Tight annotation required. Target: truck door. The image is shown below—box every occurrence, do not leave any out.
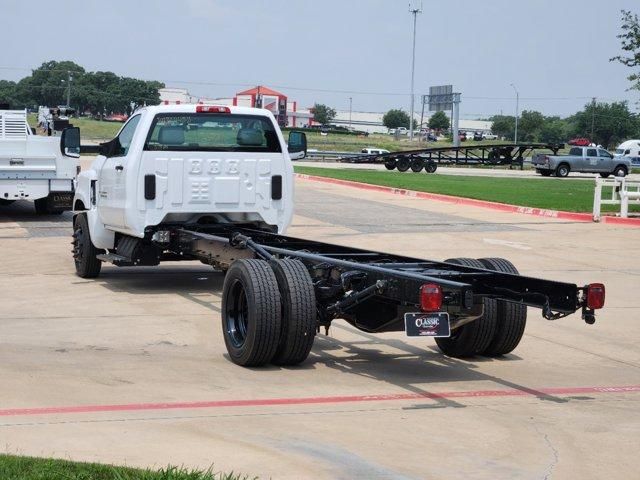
[583,148,598,172]
[98,115,141,228]
[597,149,614,173]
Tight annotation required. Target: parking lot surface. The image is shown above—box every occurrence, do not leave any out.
[0,178,639,479]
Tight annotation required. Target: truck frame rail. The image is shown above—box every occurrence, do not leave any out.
[144,224,598,330]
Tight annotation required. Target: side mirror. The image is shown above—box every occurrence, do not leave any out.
[288,131,307,160]
[60,127,80,158]
[98,138,123,157]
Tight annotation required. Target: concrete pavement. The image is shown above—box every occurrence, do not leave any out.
[0,179,639,479]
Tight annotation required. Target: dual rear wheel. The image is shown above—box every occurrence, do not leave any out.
[435,257,527,358]
[222,259,316,367]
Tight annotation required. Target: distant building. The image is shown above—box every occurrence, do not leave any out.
[159,86,492,134]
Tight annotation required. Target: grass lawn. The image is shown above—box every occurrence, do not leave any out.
[294,166,640,214]
[0,454,254,480]
[28,114,121,140]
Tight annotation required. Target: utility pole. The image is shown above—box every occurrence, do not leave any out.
[408,2,422,141]
[348,97,352,130]
[510,83,519,144]
[590,97,596,140]
[66,71,72,107]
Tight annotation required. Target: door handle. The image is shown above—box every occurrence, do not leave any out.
[115,165,124,171]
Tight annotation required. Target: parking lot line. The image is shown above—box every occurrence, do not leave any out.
[1,384,638,418]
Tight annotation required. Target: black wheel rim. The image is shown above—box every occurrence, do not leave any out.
[225,280,249,348]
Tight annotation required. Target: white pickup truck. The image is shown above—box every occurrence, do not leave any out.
[0,108,80,213]
[71,104,605,368]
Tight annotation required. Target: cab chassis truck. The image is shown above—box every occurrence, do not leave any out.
[71,104,605,367]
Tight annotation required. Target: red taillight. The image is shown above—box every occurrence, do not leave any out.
[420,283,443,312]
[586,283,605,310]
[196,105,231,114]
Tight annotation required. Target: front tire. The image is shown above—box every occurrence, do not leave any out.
[477,258,527,356]
[72,213,102,278]
[222,259,282,367]
[270,259,317,366]
[434,258,497,358]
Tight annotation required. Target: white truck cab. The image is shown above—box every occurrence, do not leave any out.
[0,108,80,213]
[73,104,306,255]
[614,140,640,166]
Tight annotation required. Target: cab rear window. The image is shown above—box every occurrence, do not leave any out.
[144,113,282,152]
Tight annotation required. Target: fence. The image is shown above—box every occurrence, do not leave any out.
[593,177,640,221]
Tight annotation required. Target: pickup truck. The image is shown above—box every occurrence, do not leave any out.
[532,146,633,178]
[71,104,605,368]
[0,108,80,213]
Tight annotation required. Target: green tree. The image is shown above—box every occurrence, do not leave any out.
[570,101,639,147]
[611,10,640,92]
[489,115,515,139]
[0,80,17,106]
[539,117,568,143]
[428,110,450,130]
[383,109,410,129]
[518,110,545,141]
[310,103,336,125]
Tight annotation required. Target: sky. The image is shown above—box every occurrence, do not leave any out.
[2,0,639,118]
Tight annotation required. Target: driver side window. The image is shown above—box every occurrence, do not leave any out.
[113,115,141,157]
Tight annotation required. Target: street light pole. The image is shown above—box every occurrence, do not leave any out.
[66,71,72,107]
[510,83,519,144]
[349,96,352,130]
[409,3,422,141]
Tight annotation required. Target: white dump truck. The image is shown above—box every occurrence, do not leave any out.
[72,104,605,368]
[0,108,80,213]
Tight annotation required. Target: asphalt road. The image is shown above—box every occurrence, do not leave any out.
[0,179,639,479]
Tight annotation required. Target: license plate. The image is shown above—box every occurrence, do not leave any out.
[50,192,73,209]
[404,312,450,337]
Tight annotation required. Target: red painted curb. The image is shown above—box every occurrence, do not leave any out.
[295,173,640,227]
[0,385,638,417]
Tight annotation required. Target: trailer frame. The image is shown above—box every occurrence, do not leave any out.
[339,142,564,171]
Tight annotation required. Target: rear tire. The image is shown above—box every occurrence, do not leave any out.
[613,165,628,177]
[222,259,282,367]
[384,159,396,170]
[72,213,102,278]
[555,163,570,177]
[425,162,437,173]
[396,157,411,172]
[35,197,64,215]
[434,258,497,358]
[539,170,552,177]
[410,158,424,172]
[599,173,610,178]
[477,258,527,356]
[270,259,317,366]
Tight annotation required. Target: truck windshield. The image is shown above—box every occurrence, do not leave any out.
[144,113,282,152]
